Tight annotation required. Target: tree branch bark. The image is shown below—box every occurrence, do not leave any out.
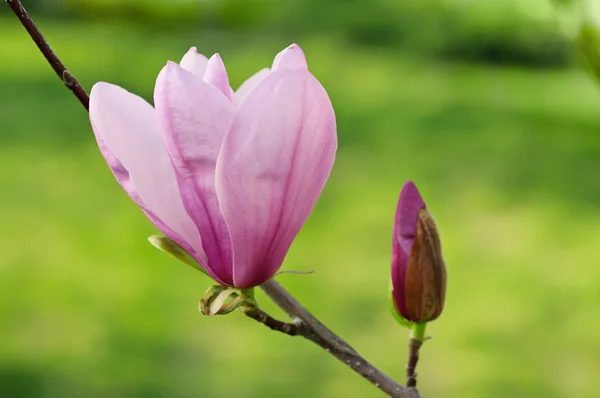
[260,279,420,398]
[6,0,89,110]
[407,338,423,388]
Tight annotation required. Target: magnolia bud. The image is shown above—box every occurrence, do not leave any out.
[391,181,446,324]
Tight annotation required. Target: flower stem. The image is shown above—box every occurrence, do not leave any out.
[240,306,301,336]
[5,0,89,110]
[261,279,420,398]
[406,323,427,388]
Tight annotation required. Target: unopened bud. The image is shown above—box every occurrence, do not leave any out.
[390,181,446,325]
[198,285,256,316]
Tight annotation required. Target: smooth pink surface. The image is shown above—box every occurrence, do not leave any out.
[391,180,426,319]
[179,47,208,78]
[154,62,236,284]
[88,83,229,284]
[89,44,337,288]
[235,68,270,103]
[203,54,233,101]
[272,44,308,71]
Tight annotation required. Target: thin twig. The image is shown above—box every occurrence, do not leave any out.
[242,307,302,336]
[260,279,420,398]
[5,3,420,396]
[407,338,423,388]
[6,0,89,110]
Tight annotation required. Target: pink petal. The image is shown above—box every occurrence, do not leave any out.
[203,54,233,101]
[396,181,425,253]
[391,180,426,319]
[272,44,308,71]
[154,62,236,285]
[235,68,270,103]
[179,47,208,78]
[89,83,225,282]
[89,82,206,255]
[215,70,337,288]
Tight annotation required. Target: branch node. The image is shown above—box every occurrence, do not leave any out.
[62,70,76,87]
[7,0,90,110]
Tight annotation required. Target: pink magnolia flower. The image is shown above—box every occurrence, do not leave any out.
[391,181,446,323]
[89,44,337,288]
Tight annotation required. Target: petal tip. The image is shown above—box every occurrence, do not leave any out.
[90,81,116,98]
[90,81,109,91]
[400,180,425,208]
[272,43,308,71]
[204,53,231,99]
[161,61,188,80]
[165,60,180,70]
[157,61,183,83]
[179,47,209,77]
[89,82,127,115]
[182,46,207,60]
[395,180,426,242]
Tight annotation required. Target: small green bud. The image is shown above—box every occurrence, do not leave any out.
[198,285,256,316]
[198,285,226,315]
[148,235,208,276]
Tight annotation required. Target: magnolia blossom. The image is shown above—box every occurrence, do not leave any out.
[391,181,446,323]
[89,44,337,288]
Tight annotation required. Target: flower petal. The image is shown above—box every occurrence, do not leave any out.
[235,68,270,103]
[89,83,224,282]
[203,54,232,101]
[216,69,337,288]
[154,62,236,285]
[272,44,308,71]
[396,181,425,253]
[179,47,208,78]
[89,82,207,253]
[391,180,426,319]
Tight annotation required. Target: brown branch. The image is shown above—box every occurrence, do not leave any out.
[406,338,423,388]
[260,279,420,398]
[6,0,89,110]
[242,307,302,336]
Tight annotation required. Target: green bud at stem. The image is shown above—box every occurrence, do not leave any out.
[148,235,208,276]
[198,285,256,316]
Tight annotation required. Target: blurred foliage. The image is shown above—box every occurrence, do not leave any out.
[577,23,600,83]
[1,0,573,67]
[285,0,571,67]
[3,1,600,397]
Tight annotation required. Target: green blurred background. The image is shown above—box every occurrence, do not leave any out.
[2,0,600,397]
